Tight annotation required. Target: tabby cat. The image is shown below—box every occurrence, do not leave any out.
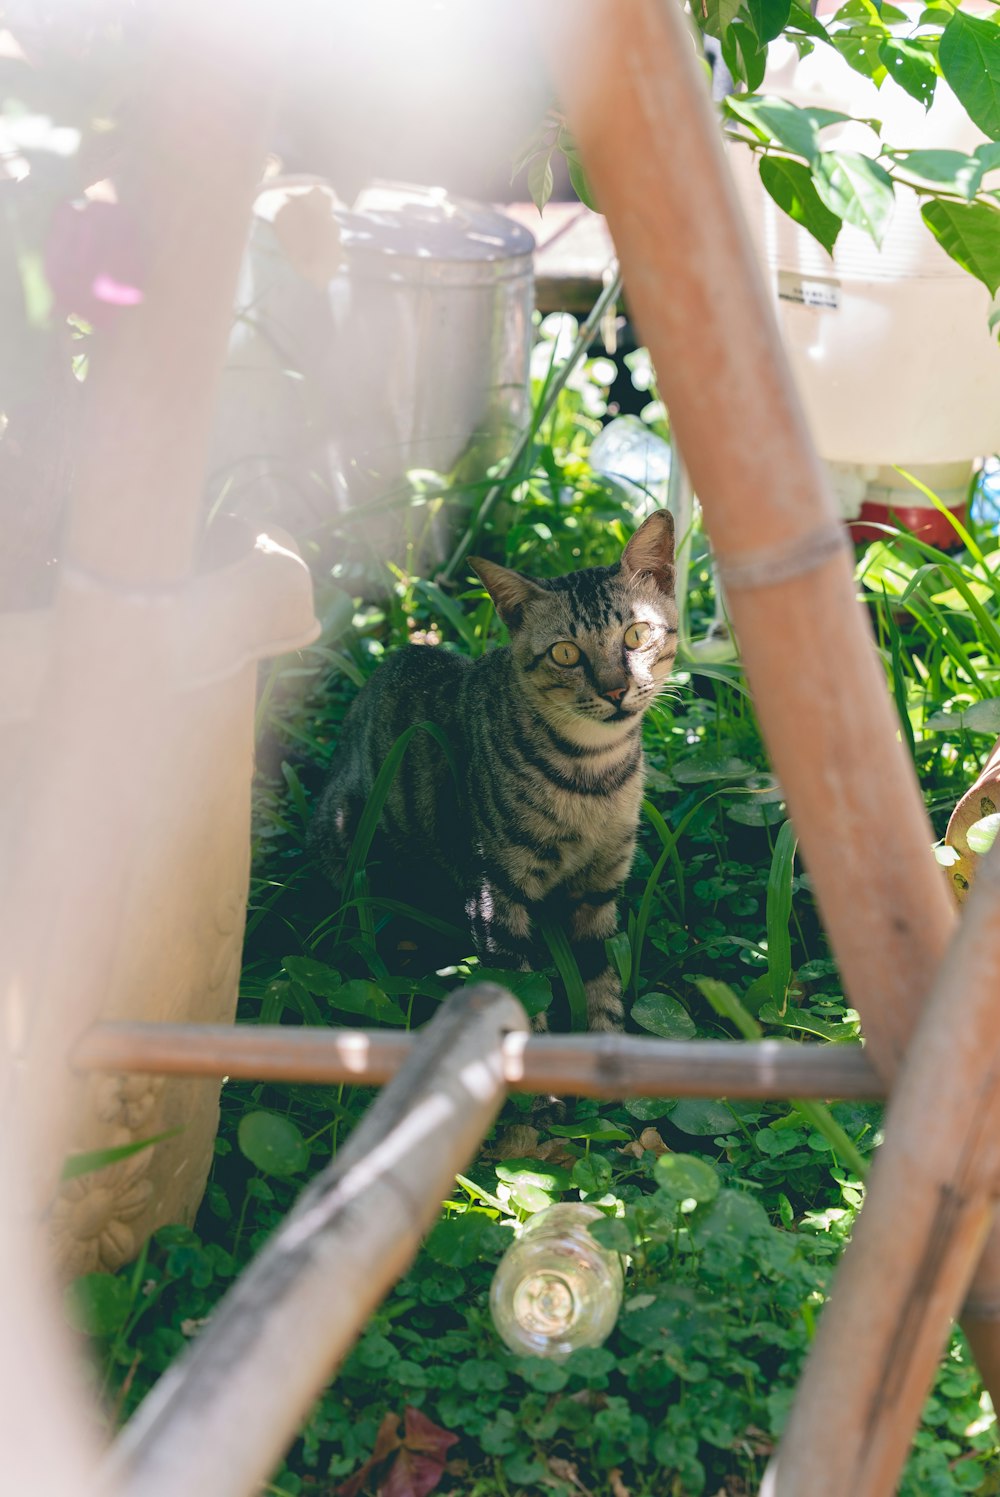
[313,511,678,1030]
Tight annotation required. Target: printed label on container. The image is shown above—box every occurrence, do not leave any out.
[777,271,841,311]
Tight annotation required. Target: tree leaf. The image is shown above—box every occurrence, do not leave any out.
[748,0,792,45]
[884,148,983,199]
[759,155,842,254]
[699,0,743,41]
[831,24,889,87]
[786,0,834,40]
[921,199,1000,296]
[812,151,895,246]
[631,991,697,1039]
[939,10,1000,143]
[528,150,554,216]
[726,95,851,163]
[878,37,938,108]
[723,19,768,92]
[237,1111,310,1177]
[562,144,599,212]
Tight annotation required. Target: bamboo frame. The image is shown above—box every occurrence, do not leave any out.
[104,985,526,1497]
[547,0,1000,1487]
[73,1020,883,1099]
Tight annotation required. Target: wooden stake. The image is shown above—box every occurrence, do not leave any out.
[105,985,526,1497]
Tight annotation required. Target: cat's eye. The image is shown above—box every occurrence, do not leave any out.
[624,621,652,649]
[549,640,581,667]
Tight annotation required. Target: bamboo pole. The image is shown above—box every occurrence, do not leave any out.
[73,1019,883,1099]
[104,985,526,1497]
[763,849,1000,1495]
[548,0,955,1078]
[1,0,280,1196]
[547,0,1000,1472]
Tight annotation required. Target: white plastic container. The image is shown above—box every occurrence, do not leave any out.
[727,24,1000,542]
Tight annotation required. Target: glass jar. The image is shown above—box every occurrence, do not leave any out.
[489,1203,625,1359]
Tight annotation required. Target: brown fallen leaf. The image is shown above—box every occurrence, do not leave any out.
[489,1123,540,1160]
[609,1468,631,1497]
[546,1455,593,1494]
[638,1127,669,1157]
[337,1407,458,1497]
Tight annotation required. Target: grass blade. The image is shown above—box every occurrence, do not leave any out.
[766,820,797,1011]
[538,916,589,1032]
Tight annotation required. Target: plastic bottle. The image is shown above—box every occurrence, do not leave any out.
[489,1203,624,1359]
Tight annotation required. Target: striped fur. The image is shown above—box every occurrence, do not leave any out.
[312,511,678,1030]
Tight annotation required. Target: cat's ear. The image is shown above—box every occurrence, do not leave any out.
[469,558,546,627]
[622,510,675,591]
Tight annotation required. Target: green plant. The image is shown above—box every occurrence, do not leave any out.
[71,354,1000,1494]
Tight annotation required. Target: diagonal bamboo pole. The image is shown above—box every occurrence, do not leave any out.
[105,985,526,1497]
[547,0,1000,1467]
[763,843,1000,1494]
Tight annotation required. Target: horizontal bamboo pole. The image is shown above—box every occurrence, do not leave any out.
[73,1020,884,1099]
[105,985,526,1497]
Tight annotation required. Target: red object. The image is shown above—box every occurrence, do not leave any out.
[45,199,145,326]
[849,500,967,550]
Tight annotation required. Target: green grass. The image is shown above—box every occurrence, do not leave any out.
[74,344,1000,1496]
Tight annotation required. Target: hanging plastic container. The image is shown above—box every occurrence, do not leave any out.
[727,20,1000,546]
[489,1203,625,1359]
[209,178,535,569]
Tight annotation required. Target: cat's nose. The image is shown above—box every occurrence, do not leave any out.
[601,685,627,705]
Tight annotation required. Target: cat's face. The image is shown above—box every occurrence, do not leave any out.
[471,512,678,741]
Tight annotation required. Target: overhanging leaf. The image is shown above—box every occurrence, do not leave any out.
[884,148,984,200]
[921,199,1000,296]
[812,151,895,246]
[748,0,792,44]
[939,10,1000,142]
[832,24,890,87]
[723,18,768,92]
[726,95,851,163]
[528,150,555,215]
[878,36,938,107]
[759,155,842,253]
[699,0,743,41]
